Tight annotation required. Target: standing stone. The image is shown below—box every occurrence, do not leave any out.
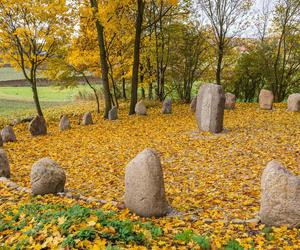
[59,115,71,131]
[225,92,236,110]
[135,100,147,115]
[1,125,16,142]
[190,96,197,113]
[260,160,300,228]
[287,93,300,112]
[162,99,172,114]
[82,112,93,125]
[125,148,169,217]
[196,83,225,133]
[0,149,10,178]
[30,157,66,195]
[259,89,274,110]
[29,116,47,136]
[108,106,118,120]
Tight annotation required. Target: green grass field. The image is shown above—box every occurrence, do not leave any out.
[0,85,100,118]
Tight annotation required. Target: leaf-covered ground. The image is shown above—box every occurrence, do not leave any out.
[0,102,300,249]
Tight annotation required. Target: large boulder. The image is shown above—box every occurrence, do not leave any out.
[30,157,66,195]
[225,92,236,110]
[259,89,274,110]
[82,112,93,125]
[190,96,197,113]
[125,148,169,217]
[195,83,225,133]
[135,100,147,115]
[108,106,118,120]
[260,160,300,228]
[162,99,172,114]
[287,93,300,112]
[1,125,16,143]
[29,116,47,136]
[0,149,10,178]
[59,115,71,131]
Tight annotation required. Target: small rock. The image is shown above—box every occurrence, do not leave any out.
[108,106,118,120]
[82,112,93,125]
[259,89,274,110]
[287,93,300,112]
[59,115,71,131]
[203,218,213,224]
[135,100,147,115]
[29,116,47,136]
[225,92,236,110]
[0,149,10,178]
[1,125,17,142]
[30,157,66,195]
[231,219,245,224]
[162,99,172,114]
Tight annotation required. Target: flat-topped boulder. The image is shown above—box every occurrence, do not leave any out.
[135,100,147,115]
[225,92,236,110]
[162,99,172,114]
[287,93,300,112]
[59,115,71,131]
[29,116,47,136]
[196,83,225,133]
[1,125,16,142]
[125,148,169,217]
[259,89,274,110]
[30,157,66,195]
[82,112,93,125]
[260,160,300,228]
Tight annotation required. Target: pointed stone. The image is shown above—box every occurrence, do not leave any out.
[1,125,17,142]
[260,160,300,228]
[125,148,169,217]
[0,149,10,178]
[108,106,118,120]
[82,112,93,125]
[259,89,274,110]
[59,115,71,131]
[162,99,172,114]
[287,93,300,112]
[196,83,225,133]
[29,116,47,136]
[135,100,147,115]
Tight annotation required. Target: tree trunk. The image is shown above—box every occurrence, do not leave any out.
[90,0,112,118]
[216,44,223,85]
[122,77,127,100]
[31,81,43,117]
[129,0,145,115]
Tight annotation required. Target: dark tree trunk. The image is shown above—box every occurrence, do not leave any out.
[216,44,223,85]
[31,81,43,117]
[122,77,127,100]
[129,0,145,115]
[90,0,112,118]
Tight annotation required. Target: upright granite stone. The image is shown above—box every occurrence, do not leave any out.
[30,157,66,195]
[108,106,118,120]
[190,96,197,113]
[59,115,71,131]
[82,112,93,125]
[1,125,16,142]
[135,100,147,115]
[287,93,300,112]
[29,116,47,136]
[259,89,274,110]
[162,99,172,114]
[260,160,300,228]
[125,148,169,217]
[0,149,10,178]
[225,92,236,110]
[196,83,225,133]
